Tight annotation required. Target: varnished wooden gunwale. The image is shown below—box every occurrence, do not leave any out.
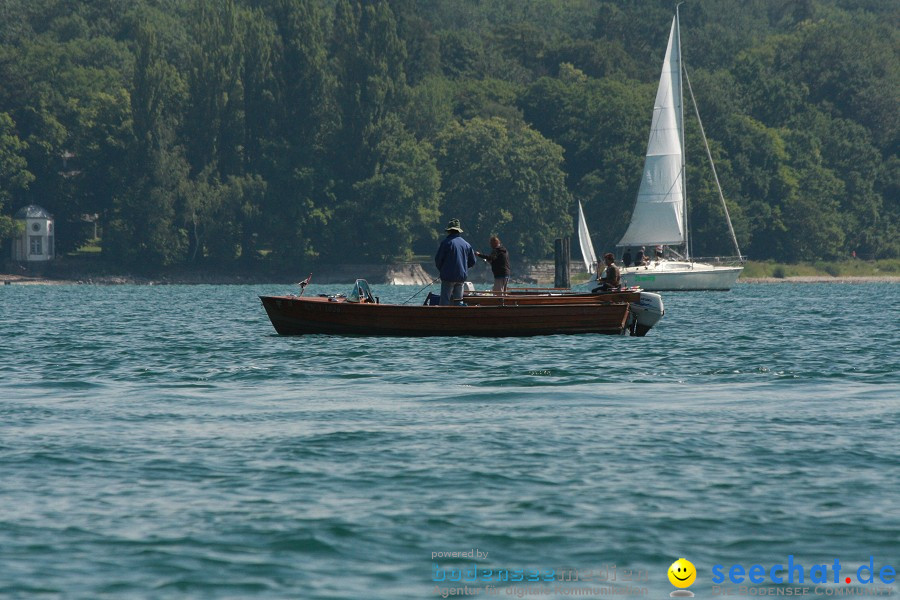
[462,290,642,306]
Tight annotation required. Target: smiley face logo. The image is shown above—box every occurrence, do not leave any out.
[668,558,697,588]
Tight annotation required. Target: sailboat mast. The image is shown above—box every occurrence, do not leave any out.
[675,3,689,261]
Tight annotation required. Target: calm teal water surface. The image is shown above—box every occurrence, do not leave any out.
[1,283,898,599]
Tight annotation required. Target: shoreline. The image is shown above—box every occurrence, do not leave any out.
[0,273,281,286]
[3,273,899,286]
[738,276,900,284]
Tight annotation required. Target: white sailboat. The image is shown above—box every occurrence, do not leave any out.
[617,7,744,291]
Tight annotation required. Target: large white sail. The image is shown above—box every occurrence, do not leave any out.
[577,200,597,274]
[618,17,685,248]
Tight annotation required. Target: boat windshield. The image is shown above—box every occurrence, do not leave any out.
[347,279,374,303]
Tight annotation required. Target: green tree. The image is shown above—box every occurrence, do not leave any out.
[330,0,408,181]
[520,75,649,250]
[438,29,484,79]
[240,7,277,175]
[262,0,335,264]
[681,130,749,258]
[352,115,440,260]
[324,0,412,256]
[403,76,455,141]
[790,108,883,257]
[872,155,900,258]
[436,116,571,263]
[0,111,34,239]
[733,44,809,127]
[105,24,188,269]
[451,77,522,123]
[180,168,265,263]
[493,22,549,77]
[391,0,440,85]
[185,0,244,177]
[787,16,898,153]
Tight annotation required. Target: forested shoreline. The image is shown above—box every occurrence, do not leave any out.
[0,0,897,273]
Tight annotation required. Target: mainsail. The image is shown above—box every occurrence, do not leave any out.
[577,200,597,274]
[617,16,686,249]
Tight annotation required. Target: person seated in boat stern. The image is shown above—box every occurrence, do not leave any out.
[435,218,477,306]
[592,253,620,293]
[654,245,664,262]
[622,248,633,268]
[476,235,511,293]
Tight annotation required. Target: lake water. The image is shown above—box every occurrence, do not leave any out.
[1,282,898,599]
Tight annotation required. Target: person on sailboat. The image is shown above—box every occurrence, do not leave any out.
[476,236,510,293]
[635,247,649,266]
[435,218,477,306]
[622,248,633,268]
[592,253,620,293]
[654,245,664,262]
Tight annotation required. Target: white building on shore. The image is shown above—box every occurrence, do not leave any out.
[11,204,55,262]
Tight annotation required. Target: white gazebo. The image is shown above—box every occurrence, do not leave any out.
[11,204,55,261]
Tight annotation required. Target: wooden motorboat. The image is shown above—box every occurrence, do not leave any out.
[259,280,661,337]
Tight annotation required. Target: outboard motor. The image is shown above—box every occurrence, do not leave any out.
[629,292,665,336]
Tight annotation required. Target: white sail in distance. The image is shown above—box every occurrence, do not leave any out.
[577,200,597,274]
[618,16,686,248]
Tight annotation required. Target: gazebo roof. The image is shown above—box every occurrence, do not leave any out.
[14,204,52,219]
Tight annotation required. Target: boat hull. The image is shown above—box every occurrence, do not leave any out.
[259,295,632,337]
[620,262,742,291]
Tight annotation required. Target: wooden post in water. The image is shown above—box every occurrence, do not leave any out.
[554,238,570,288]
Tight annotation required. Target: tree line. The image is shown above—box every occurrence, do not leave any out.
[0,0,897,271]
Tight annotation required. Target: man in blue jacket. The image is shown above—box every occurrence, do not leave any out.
[435,218,476,306]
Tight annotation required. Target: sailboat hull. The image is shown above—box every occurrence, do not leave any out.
[621,261,742,291]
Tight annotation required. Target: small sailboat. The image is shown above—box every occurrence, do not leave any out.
[617,7,744,291]
[577,200,597,275]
